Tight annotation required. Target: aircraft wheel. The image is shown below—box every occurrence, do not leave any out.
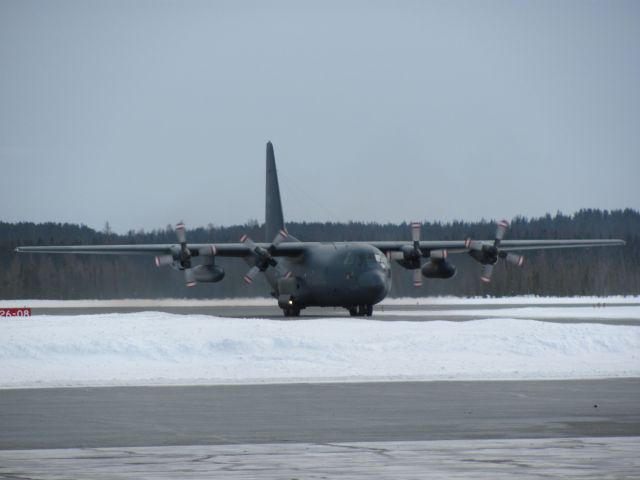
[357,304,367,316]
[283,307,300,317]
[348,307,358,316]
[365,304,373,316]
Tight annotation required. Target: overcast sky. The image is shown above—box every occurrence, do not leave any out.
[1,1,638,233]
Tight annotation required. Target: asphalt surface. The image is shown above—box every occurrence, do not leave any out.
[1,379,639,450]
[26,302,640,325]
[2,437,639,479]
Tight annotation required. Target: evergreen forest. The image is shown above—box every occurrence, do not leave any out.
[1,208,638,299]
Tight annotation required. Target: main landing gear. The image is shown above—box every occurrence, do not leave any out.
[348,304,373,317]
[282,306,300,317]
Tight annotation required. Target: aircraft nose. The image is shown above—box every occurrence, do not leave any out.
[358,270,388,301]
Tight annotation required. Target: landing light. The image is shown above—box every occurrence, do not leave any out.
[288,299,294,305]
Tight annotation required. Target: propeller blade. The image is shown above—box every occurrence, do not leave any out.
[198,245,216,256]
[506,253,525,267]
[184,268,196,287]
[154,255,174,267]
[413,268,422,287]
[480,264,494,283]
[465,239,484,252]
[240,234,257,250]
[243,265,260,284]
[272,229,289,247]
[275,263,293,279]
[176,222,187,244]
[495,220,509,242]
[411,222,421,243]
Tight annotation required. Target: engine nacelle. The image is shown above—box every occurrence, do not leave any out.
[394,245,421,269]
[192,264,225,283]
[421,260,456,279]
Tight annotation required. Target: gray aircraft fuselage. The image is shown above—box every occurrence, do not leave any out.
[282,243,391,308]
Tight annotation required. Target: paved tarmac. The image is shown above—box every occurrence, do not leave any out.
[2,437,639,479]
[1,379,639,450]
[27,302,640,325]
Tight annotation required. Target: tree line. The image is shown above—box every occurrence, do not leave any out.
[1,208,638,299]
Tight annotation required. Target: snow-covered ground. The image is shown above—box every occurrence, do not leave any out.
[1,306,639,389]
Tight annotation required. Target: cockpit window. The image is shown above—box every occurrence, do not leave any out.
[366,252,377,266]
[343,251,355,266]
[375,253,388,269]
[344,251,387,268]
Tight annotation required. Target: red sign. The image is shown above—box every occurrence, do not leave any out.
[0,308,31,317]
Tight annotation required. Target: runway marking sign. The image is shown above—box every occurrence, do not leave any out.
[0,308,31,317]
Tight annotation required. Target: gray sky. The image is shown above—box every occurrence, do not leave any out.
[1,0,639,233]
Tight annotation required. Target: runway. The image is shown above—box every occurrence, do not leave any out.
[1,379,639,450]
[1,379,639,478]
[26,300,640,326]
[2,437,639,479]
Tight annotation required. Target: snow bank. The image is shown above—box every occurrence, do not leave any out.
[1,313,639,388]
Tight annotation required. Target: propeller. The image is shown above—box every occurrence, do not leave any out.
[154,222,216,287]
[240,229,291,284]
[465,220,524,283]
[387,222,448,288]
[409,222,422,287]
[386,222,423,287]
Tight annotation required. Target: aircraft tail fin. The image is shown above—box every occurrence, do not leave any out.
[265,141,286,242]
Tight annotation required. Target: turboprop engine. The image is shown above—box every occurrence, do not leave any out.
[388,223,456,286]
[191,264,225,283]
[154,222,224,286]
[421,259,456,279]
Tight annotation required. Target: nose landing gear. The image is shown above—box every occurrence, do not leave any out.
[348,304,373,317]
[280,296,301,317]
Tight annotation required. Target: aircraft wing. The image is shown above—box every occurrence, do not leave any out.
[15,244,180,255]
[16,238,625,257]
[368,239,625,255]
[14,242,308,258]
[469,239,625,252]
[14,238,624,288]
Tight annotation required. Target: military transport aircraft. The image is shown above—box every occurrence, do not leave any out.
[16,142,624,317]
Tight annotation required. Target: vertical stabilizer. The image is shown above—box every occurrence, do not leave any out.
[265,141,286,242]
